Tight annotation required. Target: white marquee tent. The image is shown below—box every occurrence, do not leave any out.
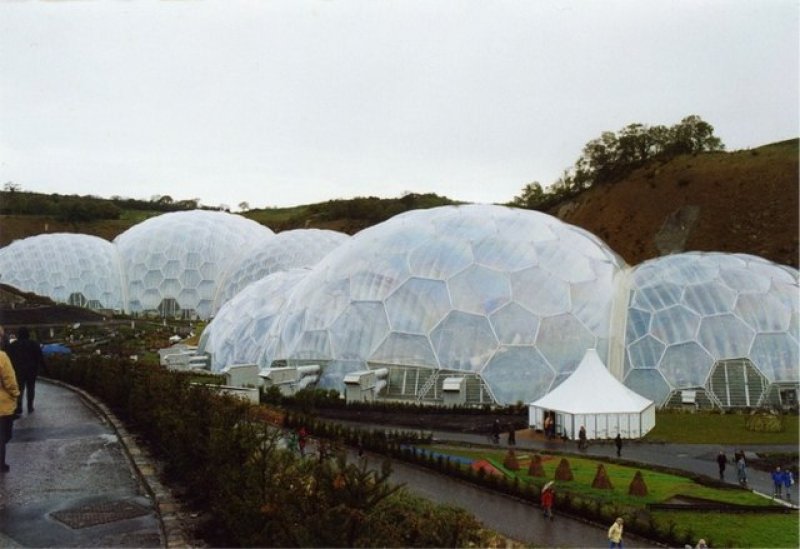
[529,349,655,440]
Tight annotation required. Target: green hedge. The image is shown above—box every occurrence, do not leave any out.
[46,356,488,548]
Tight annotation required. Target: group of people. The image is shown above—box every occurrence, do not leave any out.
[716,449,750,486]
[490,419,517,446]
[771,465,795,501]
[0,325,45,473]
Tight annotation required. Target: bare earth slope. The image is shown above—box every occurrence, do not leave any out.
[546,139,799,268]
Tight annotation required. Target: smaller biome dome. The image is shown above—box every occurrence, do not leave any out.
[623,252,799,407]
[213,229,349,313]
[268,204,626,404]
[114,210,273,319]
[199,269,309,372]
[0,233,125,310]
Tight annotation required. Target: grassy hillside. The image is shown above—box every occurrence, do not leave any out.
[546,139,799,268]
[0,140,797,267]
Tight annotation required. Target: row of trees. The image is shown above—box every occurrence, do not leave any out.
[0,184,213,223]
[511,115,725,209]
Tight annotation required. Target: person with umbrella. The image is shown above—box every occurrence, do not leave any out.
[540,481,555,521]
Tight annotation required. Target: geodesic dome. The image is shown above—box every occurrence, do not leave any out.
[264,204,626,405]
[199,269,308,372]
[114,210,273,319]
[213,229,348,313]
[622,252,800,407]
[0,233,125,310]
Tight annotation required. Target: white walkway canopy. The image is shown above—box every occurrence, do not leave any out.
[529,349,656,440]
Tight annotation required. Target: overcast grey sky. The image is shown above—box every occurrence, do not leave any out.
[1,0,797,210]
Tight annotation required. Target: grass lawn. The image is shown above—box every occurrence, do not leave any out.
[646,413,799,444]
[651,510,799,548]
[425,445,799,547]
[434,446,771,507]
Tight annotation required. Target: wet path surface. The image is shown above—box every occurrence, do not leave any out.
[0,381,162,548]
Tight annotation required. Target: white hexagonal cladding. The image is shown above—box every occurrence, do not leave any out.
[0,233,126,310]
[212,229,348,313]
[114,210,273,318]
[265,204,626,404]
[199,269,309,372]
[623,252,799,405]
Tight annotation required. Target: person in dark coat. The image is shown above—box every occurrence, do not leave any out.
[7,327,45,415]
[507,424,516,446]
[614,433,623,457]
[716,450,727,480]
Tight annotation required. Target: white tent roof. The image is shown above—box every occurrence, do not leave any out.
[531,349,653,414]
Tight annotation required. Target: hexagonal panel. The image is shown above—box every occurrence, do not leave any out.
[535,313,595,373]
[735,293,791,332]
[431,311,497,372]
[683,282,737,315]
[408,237,473,279]
[651,306,701,344]
[697,314,755,359]
[330,302,389,360]
[482,346,554,404]
[628,335,666,369]
[659,342,714,388]
[511,268,571,316]
[626,308,651,343]
[624,368,672,405]
[750,333,799,382]
[472,237,537,272]
[490,302,540,345]
[449,265,511,315]
[631,283,683,311]
[370,333,438,368]
[385,278,451,334]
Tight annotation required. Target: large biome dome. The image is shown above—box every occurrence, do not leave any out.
[213,229,348,313]
[623,252,799,408]
[264,204,626,405]
[114,210,274,319]
[0,233,125,310]
[200,269,309,372]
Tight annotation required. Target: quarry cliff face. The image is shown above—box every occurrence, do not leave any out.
[547,140,799,269]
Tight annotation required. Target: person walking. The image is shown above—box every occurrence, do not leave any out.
[716,450,727,480]
[0,347,21,473]
[614,433,623,457]
[578,425,587,450]
[772,466,783,498]
[491,419,501,444]
[736,453,748,487]
[540,483,554,521]
[297,425,308,457]
[781,467,794,502]
[7,327,45,415]
[507,424,516,446]
[0,325,9,351]
[608,517,624,548]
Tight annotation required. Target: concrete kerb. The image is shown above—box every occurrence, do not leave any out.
[41,378,191,549]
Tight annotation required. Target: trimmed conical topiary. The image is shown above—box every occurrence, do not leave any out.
[504,449,520,470]
[528,454,546,477]
[591,463,613,489]
[628,470,648,496]
[554,457,574,481]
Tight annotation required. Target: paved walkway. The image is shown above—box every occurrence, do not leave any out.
[0,380,185,548]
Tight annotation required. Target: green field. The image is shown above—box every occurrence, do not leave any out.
[647,412,799,444]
